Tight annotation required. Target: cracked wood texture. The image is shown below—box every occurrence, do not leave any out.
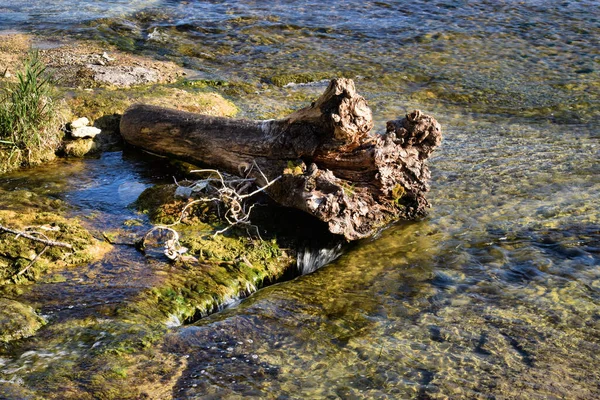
[120,78,442,240]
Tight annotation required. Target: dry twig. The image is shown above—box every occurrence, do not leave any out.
[141,163,280,261]
[0,224,73,249]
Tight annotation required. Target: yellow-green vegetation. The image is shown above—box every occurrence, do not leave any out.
[0,51,67,173]
[283,160,305,176]
[340,181,356,197]
[182,78,256,97]
[0,298,45,342]
[62,137,99,157]
[133,183,293,322]
[269,72,331,87]
[68,85,237,122]
[0,188,111,285]
[14,317,184,400]
[391,183,405,202]
[134,183,195,225]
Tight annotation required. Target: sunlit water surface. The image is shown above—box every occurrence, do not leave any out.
[0,0,599,398]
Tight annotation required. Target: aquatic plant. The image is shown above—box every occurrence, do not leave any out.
[0,50,64,173]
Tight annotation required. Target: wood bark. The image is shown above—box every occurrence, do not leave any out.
[120,78,442,240]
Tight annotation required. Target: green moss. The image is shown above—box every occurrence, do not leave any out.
[0,189,111,284]
[181,78,256,97]
[18,316,180,400]
[123,219,143,227]
[269,72,332,87]
[124,228,290,323]
[133,184,189,225]
[129,182,294,322]
[0,298,45,342]
[61,138,99,158]
[65,85,238,138]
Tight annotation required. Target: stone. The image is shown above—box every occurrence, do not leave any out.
[70,117,90,129]
[86,64,160,87]
[174,185,193,198]
[72,126,101,139]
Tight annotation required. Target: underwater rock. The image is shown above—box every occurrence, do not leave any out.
[0,298,45,343]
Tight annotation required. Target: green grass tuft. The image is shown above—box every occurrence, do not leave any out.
[0,50,64,173]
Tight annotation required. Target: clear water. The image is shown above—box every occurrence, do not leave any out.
[1,0,599,398]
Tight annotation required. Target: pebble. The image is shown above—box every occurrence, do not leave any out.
[70,117,90,129]
[71,126,101,139]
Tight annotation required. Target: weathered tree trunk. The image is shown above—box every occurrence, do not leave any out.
[120,78,442,240]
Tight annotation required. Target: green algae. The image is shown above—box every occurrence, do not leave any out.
[0,298,45,343]
[10,316,182,400]
[0,188,111,284]
[268,72,331,87]
[127,236,290,324]
[132,183,294,322]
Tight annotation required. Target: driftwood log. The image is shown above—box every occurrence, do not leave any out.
[120,78,442,240]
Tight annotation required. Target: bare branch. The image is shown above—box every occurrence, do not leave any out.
[16,246,48,277]
[0,224,73,249]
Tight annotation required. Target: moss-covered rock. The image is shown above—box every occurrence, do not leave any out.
[61,138,100,157]
[268,72,331,87]
[0,298,45,342]
[64,85,238,144]
[132,183,294,322]
[126,232,291,323]
[0,188,111,284]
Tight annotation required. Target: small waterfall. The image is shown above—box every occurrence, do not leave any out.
[296,242,344,275]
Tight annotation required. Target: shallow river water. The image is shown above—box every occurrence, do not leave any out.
[1,0,599,398]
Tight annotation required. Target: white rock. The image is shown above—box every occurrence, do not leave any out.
[72,126,101,139]
[70,117,90,129]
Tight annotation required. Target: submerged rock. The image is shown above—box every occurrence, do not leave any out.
[0,298,45,343]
